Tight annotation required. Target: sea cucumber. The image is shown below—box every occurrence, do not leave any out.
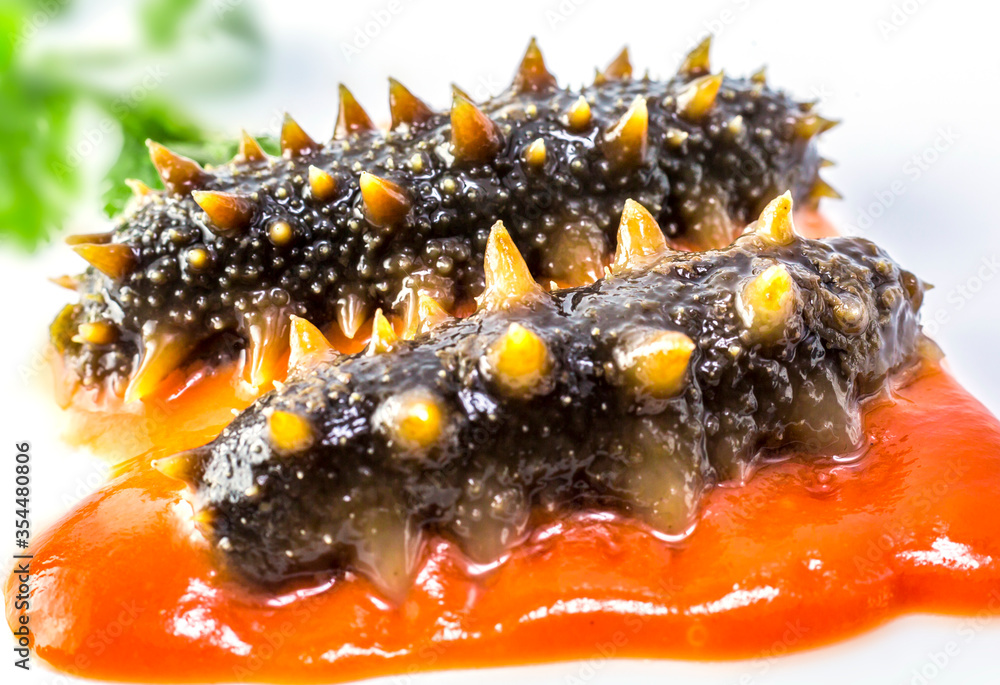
[155,194,924,598]
[52,38,837,402]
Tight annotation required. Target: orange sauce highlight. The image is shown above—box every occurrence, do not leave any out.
[8,361,1000,683]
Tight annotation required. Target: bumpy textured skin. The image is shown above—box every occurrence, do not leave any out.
[183,231,923,589]
[55,69,828,392]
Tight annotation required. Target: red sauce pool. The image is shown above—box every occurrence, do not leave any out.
[8,361,1000,683]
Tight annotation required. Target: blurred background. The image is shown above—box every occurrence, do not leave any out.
[2,0,999,683]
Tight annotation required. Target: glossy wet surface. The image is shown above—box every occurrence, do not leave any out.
[9,363,1000,683]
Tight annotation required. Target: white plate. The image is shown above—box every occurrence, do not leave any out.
[4,0,1000,682]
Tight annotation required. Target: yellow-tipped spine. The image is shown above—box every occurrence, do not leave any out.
[477,221,543,311]
[485,323,553,396]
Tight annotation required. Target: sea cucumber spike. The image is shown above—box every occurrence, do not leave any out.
[612,199,668,272]
[567,95,592,130]
[185,246,211,270]
[71,244,136,280]
[191,191,256,235]
[57,49,840,397]
[192,509,214,535]
[726,114,745,138]
[808,177,842,202]
[485,322,553,397]
[400,290,420,340]
[189,197,926,588]
[416,295,450,331]
[450,82,475,102]
[602,95,649,168]
[388,78,434,129]
[524,138,547,168]
[396,289,421,340]
[450,507,526,565]
[613,329,696,399]
[280,113,317,158]
[124,326,195,403]
[752,191,797,245]
[401,292,450,339]
[366,308,399,355]
[676,71,724,120]
[267,220,295,246]
[236,130,268,164]
[359,172,411,226]
[450,91,502,164]
[821,158,836,168]
[795,114,840,139]
[49,275,80,291]
[375,389,446,454]
[602,46,633,81]
[336,293,369,340]
[335,84,376,138]
[268,410,315,455]
[146,140,211,194]
[287,315,334,369]
[477,221,543,311]
[72,322,119,345]
[751,66,767,84]
[544,219,608,286]
[738,263,798,342]
[151,450,202,484]
[678,36,712,77]
[665,128,689,147]
[624,422,704,534]
[65,231,114,246]
[512,37,557,93]
[124,178,152,197]
[238,308,291,392]
[353,507,424,603]
[307,165,338,202]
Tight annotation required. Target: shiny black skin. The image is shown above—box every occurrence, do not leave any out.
[57,71,825,390]
[186,232,923,589]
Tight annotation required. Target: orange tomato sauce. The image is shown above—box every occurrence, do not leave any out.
[9,360,1000,683]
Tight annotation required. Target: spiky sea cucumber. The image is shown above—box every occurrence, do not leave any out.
[154,195,924,598]
[52,38,837,402]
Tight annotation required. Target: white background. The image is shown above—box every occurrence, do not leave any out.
[2,0,1000,683]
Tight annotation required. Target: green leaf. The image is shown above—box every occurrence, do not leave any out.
[0,0,267,251]
[139,0,201,49]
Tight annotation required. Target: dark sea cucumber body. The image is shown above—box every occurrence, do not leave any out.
[55,65,830,393]
[182,226,923,592]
